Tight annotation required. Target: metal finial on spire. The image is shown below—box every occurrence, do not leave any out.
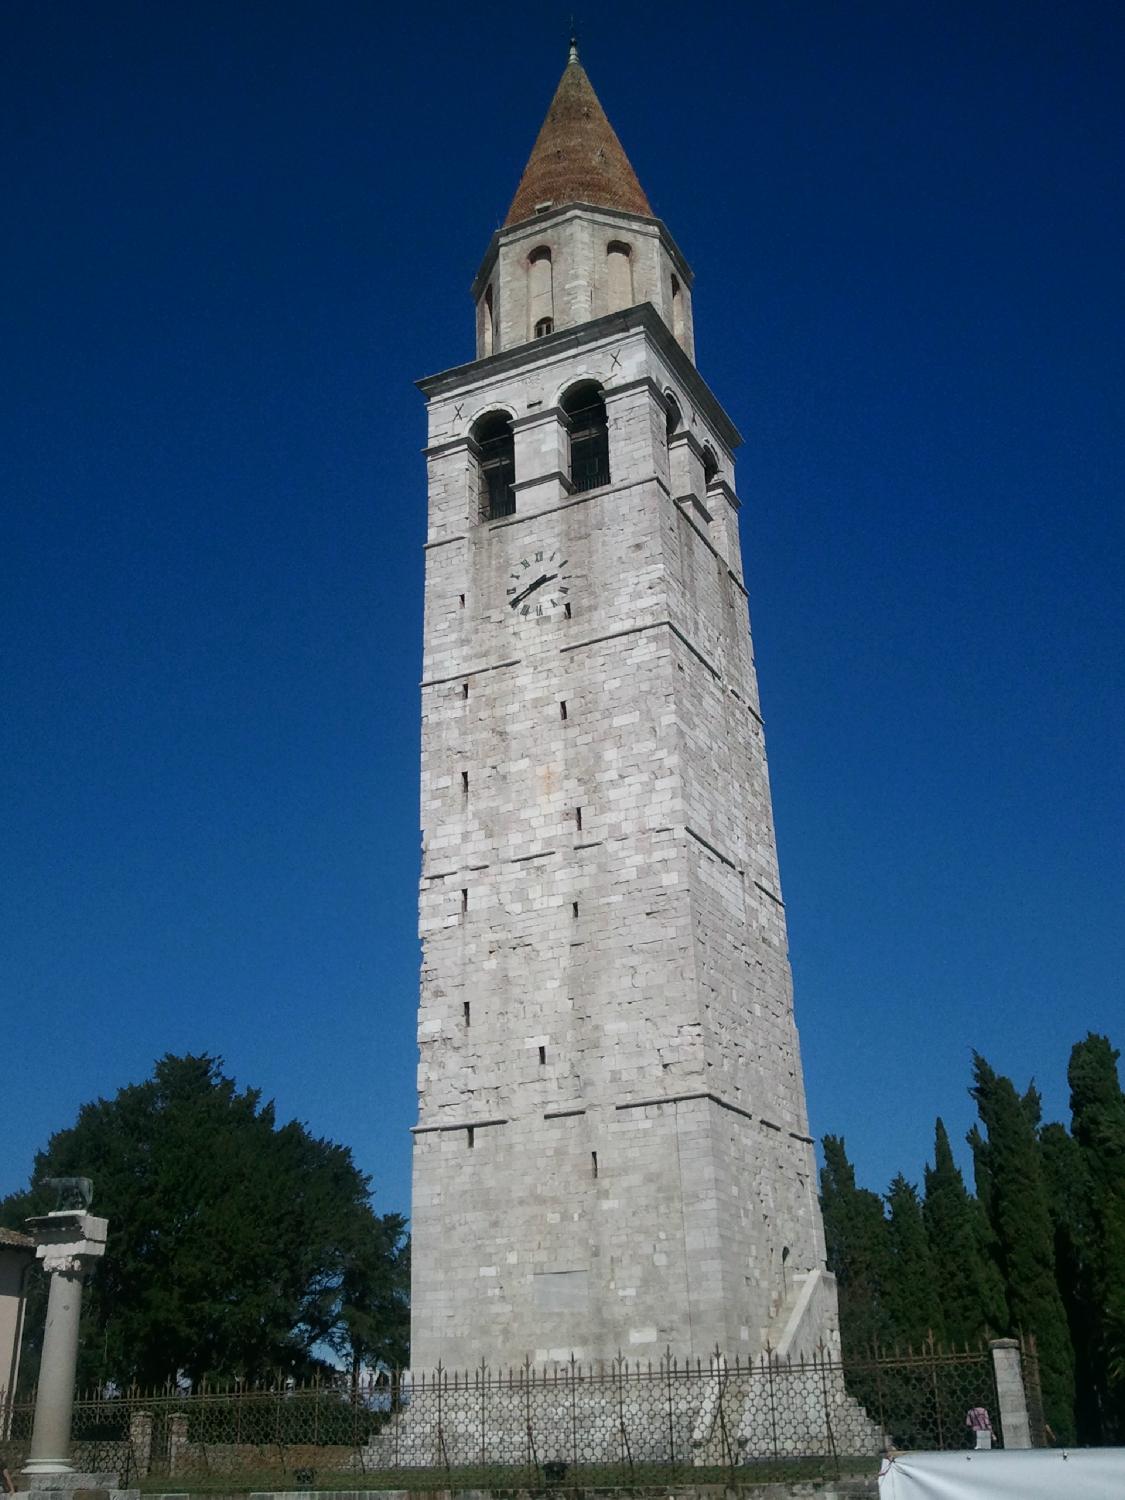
[568,17,579,63]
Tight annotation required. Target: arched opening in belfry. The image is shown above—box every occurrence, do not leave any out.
[702,443,719,486]
[471,409,516,519]
[528,246,554,339]
[665,392,682,445]
[482,284,495,356]
[606,240,633,312]
[561,380,610,492]
[671,273,686,345]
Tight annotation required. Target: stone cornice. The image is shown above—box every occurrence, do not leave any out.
[601,373,666,406]
[708,476,741,511]
[510,406,569,432]
[418,303,741,453]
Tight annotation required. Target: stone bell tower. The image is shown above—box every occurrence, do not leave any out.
[410,45,840,1372]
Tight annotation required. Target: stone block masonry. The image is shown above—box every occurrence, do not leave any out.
[411,296,838,1372]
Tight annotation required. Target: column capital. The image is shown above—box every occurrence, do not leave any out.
[27,1211,109,1269]
[39,1253,88,1277]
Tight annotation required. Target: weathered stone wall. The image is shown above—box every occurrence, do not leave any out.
[412,301,835,1371]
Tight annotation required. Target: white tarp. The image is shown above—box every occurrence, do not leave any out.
[878,1447,1125,1498]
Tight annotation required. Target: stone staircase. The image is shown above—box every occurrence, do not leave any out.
[689,1272,884,1464]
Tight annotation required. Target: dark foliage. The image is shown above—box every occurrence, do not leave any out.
[819,1136,893,1353]
[970,1054,1076,1441]
[0,1054,408,1390]
[922,1119,1006,1346]
[884,1176,945,1349]
[821,1034,1123,1446]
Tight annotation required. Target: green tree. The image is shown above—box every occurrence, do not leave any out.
[1067,1034,1125,1439]
[970,1054,1075,1442]
[329,1213,410,1383]
[819,1136,892,1354]
[0,1054,409,1389]
[1039,1120,1102,1441]
[922,1118,1006,1346]
[884,1175,945,1349]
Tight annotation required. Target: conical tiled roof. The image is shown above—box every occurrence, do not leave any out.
[505,48,653,227]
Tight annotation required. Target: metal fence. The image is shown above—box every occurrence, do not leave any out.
[0,1344,1006,1490]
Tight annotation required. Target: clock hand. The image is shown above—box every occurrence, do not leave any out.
[510,576,546,608]
[509,572,557,608]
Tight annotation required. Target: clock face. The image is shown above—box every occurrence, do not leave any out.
[505,547,571,618]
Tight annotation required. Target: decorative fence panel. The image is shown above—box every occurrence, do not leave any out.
[0,1344,1009,1489]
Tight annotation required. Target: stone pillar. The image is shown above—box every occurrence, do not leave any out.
[22,1211,108,1476]
[168,1412,189,1477]
[990,1337,1032,1449]
[129,1410,154,1478]
[706,477,743,574]
[668,429,705,509]
[511,408,574,509]
[603,377,667,492]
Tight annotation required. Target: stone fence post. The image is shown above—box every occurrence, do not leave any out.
[168,1412,188,1477]
[989,1337,1032,1448]
[129,1410,153,1478]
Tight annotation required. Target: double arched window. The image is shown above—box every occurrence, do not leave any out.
[471,410,515,519]
[562,381,610,492]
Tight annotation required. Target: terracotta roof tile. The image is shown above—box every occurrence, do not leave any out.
[505,52,652,228]
[0,1226,35,1250]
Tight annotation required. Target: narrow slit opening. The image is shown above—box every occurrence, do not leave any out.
[462,681,469,699]
[461,770,469,796]
[564,601,572,619]
[575,806,583,832]
[461,888,468,913]
[572,900,579,919]
[459,594,465,608]
[538,1045,546,1066]
[560,700,568,721]
[463,1001,470,1026]
[466,1126,475,1148]
[591,1151,598,1179]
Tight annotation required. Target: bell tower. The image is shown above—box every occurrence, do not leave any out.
[410,47,839,1372]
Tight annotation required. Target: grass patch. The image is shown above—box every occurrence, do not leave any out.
[135,1454,879,1493]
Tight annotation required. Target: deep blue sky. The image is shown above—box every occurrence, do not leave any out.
[3,1,1122,1222]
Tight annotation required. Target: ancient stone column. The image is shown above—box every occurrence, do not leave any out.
[22,1211,108,1475]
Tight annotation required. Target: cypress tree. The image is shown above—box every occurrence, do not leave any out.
[820,1135,893,1354]
[1067,1034,1125,1440]
[922,1118,1006,1345]
[970,1053,1076,1442]
[884,1175,945,1348]
[1039,1120,1102,1441]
